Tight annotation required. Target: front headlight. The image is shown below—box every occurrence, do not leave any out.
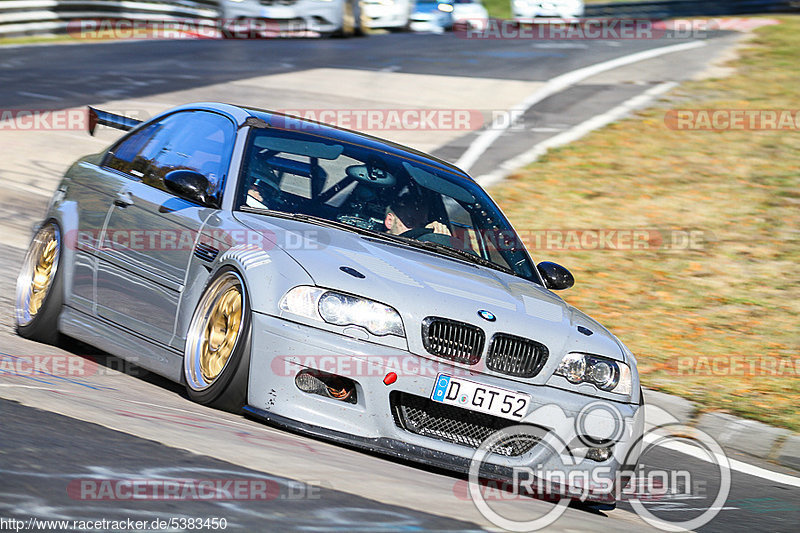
[555,353,632,395]
[280,286,405,337]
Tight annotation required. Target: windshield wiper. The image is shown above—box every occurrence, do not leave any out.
[239,206,516,276]
[240,206,379,236]
[403,237,514,275]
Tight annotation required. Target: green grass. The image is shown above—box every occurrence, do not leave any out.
[489,16,800,431]
[0,34,75,46]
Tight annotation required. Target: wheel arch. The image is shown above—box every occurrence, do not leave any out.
[174,243,314,347]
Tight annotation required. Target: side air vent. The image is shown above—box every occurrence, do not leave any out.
[194,242,219,263]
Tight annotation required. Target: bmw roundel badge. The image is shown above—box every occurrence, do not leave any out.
[478,310,496,322]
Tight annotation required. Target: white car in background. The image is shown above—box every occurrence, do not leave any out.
[512,0,584,21]
[451,0,488,31]
[362,0,415,30]
[219,0,364,36]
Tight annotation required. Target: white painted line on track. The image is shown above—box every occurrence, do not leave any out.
[475,81,677,188]
[644,432,800,488]
[456,40,706,173]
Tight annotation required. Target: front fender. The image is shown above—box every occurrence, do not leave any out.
[174,215,314,351]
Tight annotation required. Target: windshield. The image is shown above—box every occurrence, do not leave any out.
[235,127,539,282]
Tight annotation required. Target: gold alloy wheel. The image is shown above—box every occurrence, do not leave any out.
[16,224,60,327]
[185,271,246,391]
[200,285,243,382]
[343,1,356,35]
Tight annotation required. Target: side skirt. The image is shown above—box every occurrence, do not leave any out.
[59,305,184,382]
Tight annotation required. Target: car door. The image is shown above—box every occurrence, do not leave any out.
[96,110,236,346]
[66,123,161,315]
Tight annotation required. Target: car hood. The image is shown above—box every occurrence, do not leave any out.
[236,213,628,381]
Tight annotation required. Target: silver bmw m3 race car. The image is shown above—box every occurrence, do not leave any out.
[16,102,644,504]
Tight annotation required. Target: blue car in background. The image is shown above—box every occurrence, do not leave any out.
[410,0,454,32]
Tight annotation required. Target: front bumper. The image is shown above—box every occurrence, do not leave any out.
[512,3,584,20]
[224,2,341,33]
[409,13,452,32]
[247,312,643,500]
[363,5,408,28]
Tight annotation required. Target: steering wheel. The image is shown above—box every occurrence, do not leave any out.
[400,227,434,239]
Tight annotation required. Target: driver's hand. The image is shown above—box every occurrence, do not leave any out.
[248,188,263,203]
[426,221,451,236]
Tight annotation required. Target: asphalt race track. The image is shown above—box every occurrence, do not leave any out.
[1,30,798,532]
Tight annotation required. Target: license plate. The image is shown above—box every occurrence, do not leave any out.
[431,374,531,421]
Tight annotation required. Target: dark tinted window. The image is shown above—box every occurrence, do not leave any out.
[236,128,538,282]
[104,123,160,176]
[104,111,235,202]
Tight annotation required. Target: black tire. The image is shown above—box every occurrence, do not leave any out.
[15,221,63,345]
[183,267,251,413]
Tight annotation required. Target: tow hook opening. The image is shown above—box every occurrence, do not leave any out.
[295,368,358,404]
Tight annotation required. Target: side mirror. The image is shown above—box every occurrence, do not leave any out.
[164,169,213,207]
[537,261,574,290]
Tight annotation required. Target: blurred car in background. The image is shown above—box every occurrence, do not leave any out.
[362,0,415,30]
[409,0,454,32]
[512,0,584,22]
[219,0,364,36]
[451,0,488,31]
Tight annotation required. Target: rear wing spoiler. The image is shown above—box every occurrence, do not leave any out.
[87,106,142,136]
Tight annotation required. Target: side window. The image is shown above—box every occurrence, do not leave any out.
[142,112,235,201]
[104,111,235,203]
[104,123,160,176]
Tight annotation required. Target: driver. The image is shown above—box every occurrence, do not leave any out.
[384,195,451,238]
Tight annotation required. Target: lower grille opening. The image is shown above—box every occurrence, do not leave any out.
[390,392,542,457]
